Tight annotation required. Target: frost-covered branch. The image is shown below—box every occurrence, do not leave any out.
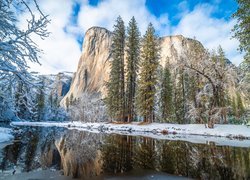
[0,0,50,121]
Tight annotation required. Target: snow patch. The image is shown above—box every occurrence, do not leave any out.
[11,121,250,147]
[0,127,13,143]
[11,122,250,138]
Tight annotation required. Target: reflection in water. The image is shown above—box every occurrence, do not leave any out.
[102,136,133,173]
[55,130,103,179]
[0,127,249,179]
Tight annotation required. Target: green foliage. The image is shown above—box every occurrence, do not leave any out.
[232,0,250,60]
[104,16,245,125]
[236,92,245,117]
[228,116,245,125]
[214,46,228,107]
[106,16,126,121]
[173,69,185,124]
[15,81,31,120]
[125,16,140,122]
[230,93,245,119]
[231,96,237,116]
[160,63,174,122]
[35,79,45,121]
[137,23,159,122]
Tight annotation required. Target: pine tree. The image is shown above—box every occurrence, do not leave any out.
[70,93,74,106]
[15,81,29,119]
[54,94,59,108]
[231,96,237,117]
[49,92,53,109]
[160,63,174,122]
[232,0,250,60]
[174,69,185,124]
[66,97,69,112]
[106,16,126,121]
[36,79,45,121]
[212,46,227,108]
[236,92,245,117]
[137,23,159,123]
[125,16,140,122]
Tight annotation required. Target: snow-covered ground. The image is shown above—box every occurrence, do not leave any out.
[0,127,13,144]
[10,121,250,147]
[11,121,250,140]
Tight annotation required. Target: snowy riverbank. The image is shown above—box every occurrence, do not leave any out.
[0,127,13,144]
[11,121,250,139]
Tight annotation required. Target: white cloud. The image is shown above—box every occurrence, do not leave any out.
[172,4,243,65]
[78,0,170,36]
[18,0,82,74]
[17,0,243,74]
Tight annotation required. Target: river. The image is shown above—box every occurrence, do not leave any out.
[0,126,249,179]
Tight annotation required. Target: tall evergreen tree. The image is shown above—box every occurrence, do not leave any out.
[36,79,45,121]
[70,93,74,106]
[125,16,140,122]
[137,23,159,123]
[174,69,185,124]
[232,0,250,60]
[65,97,69,112]
[231,96,237,117]
[236,92,245,117]
[15,81,29,119]
[160,63,174,122]
[106,16,126,121]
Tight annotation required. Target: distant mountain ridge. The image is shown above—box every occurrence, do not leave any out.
[41,72,73,98]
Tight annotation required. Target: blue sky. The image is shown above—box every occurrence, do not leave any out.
[145,0,237,22]
[23,0,242,74]
[69,0,238,47]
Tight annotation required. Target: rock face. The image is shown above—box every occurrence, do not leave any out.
[53,72,72,97]
[55,131,103,178]
[159,35,202,66]
[61,27,203,107]
[43,72,73,98]
[61,27,112,106]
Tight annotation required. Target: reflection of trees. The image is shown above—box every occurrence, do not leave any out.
[24,128,40,171]
[156,141,250,179]
[55,130,103,179]
[133,137,156,169]
[0,141,22,171]
[156,140,194,176]
[157,141,178,174]
[101,135,250,179]
[1,128,250,179]
[102,135,133,173]
[0,127,61,173]
[0,128,40,172]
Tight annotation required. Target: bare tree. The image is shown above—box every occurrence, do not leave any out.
[68,93,108,123]
[181,42,237,128]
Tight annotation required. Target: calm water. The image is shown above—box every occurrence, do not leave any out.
[0,126,250,180]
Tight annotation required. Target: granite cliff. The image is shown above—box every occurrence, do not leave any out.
[61,27,204,106]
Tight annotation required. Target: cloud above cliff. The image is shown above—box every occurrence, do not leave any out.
[76,0,243,65]
[17,0,243,74]
[23,0,83,74]
[172,3,243,65]
[77,0,170,36]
